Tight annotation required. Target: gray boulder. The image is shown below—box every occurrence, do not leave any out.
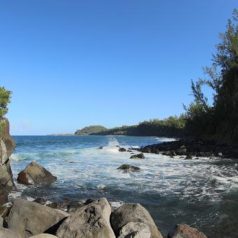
[111,203,163,238]
[57,198,116,238]
[17,161,57,185]
[168,224,207,238]
[0,228,21,238]
[118,222,151,238]
[8,199,69,238]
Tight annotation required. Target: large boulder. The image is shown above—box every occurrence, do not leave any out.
[118,222,151,238]
[111,203,163,238]
[7,199,69,238]
[168,224,207,238]
[17,161,57,185]
[0,228,21,238]
[57,198,116,238]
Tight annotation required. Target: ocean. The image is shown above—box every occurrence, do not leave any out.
[10,135,238,237]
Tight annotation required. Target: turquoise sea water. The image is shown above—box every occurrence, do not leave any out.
[10,135,238,237]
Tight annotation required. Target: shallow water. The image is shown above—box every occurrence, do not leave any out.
[10,135,238,237]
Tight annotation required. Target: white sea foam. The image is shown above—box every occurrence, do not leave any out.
[156,137,177,142]
[10,153,29,161]
[10,136,238,204]
[97,184,106,190]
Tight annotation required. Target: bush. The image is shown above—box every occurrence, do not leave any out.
[0,87,11,118]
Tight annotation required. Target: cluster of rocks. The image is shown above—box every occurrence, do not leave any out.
[117,147,145,173]
[0,197,207,238]
[139,139,238,159]
[0,118,209,237]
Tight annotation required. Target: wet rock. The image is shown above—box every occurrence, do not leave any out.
[119,147,127,152]
[57,198,115,238]
[176,145,187,155]
[8,199,69,238]
[17,161,57,185]
[130,153,145,159]
[98,146,104,150]
[111,203,163,238]
[118,222,151,238]
[185,154,192,160]
[168,224,207,238]
[117,164,140,173]
[0,228,21,238]
[162,151,176,157]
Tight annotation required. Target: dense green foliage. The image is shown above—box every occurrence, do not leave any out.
[185,9,238,143]
[92,116,186,137]
[0,87,11,118]
[75,125,107,135]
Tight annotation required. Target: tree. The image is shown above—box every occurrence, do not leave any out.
[185,9,238,142]
[0,87,11,118]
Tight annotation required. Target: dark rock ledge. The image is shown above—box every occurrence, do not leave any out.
[140,139,238,159]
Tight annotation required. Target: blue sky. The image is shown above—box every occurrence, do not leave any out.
[0,0,237,135]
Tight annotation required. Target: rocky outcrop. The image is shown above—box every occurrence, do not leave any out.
[111,203,163,238]
[8,199,69,238]
[57,198,115,238]
[17,161,57,185]
[140,139,238,159]
[168,224,207,238]
[117,164,140,173]
[130,153,145,159]
[0,118,15,205]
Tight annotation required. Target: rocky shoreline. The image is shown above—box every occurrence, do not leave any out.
[139,138,238,159]
[0,118,209,238]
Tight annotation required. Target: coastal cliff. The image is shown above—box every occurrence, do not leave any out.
[0,118,15,205]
